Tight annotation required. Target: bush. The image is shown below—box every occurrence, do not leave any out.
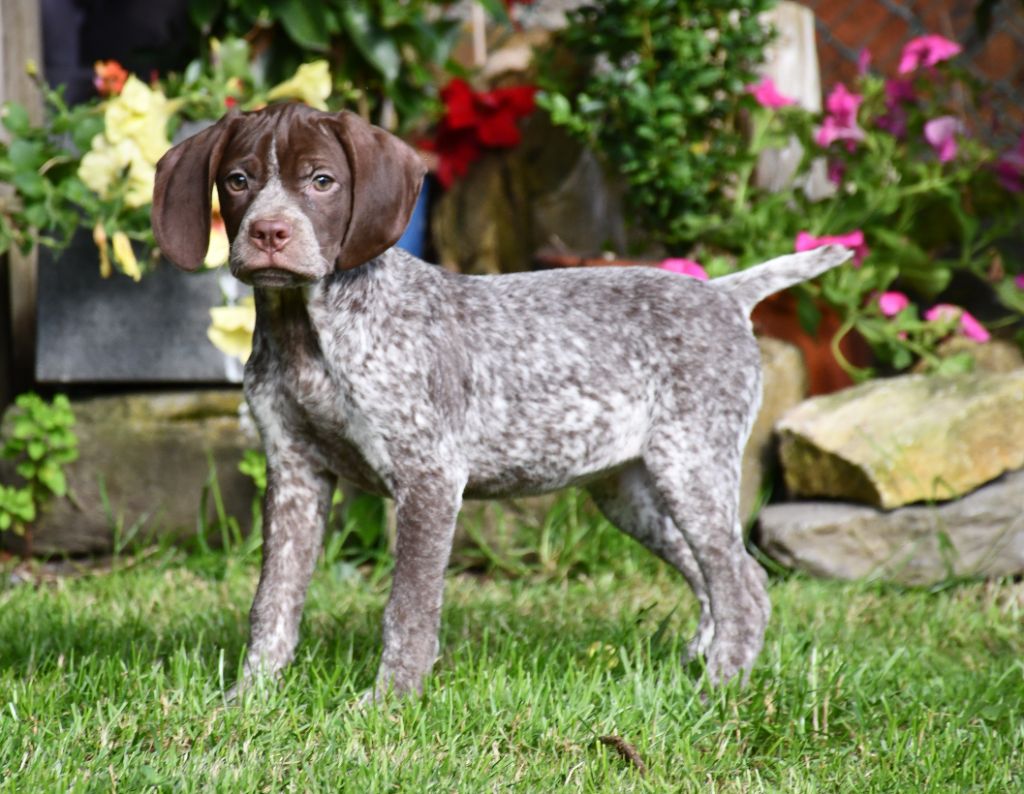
[538,0,776,251]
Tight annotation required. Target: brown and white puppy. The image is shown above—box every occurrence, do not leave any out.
[153,102,851,701]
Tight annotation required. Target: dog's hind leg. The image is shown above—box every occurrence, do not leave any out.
[587,463,715,662]
[642,427,771,687]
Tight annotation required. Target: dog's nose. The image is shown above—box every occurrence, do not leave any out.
[249,219,292,253]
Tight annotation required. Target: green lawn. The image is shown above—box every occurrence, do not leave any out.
[1,513,1022,792]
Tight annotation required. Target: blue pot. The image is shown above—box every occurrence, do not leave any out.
[395,176,432,258]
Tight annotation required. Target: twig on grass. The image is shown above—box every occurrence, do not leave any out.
[597,734,647,776]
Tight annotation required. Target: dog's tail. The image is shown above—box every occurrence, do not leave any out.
[712,245,854,315]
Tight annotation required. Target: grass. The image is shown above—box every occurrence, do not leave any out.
[1,500,1022,792]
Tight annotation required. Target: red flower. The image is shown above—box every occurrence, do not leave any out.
[427,79,536,187]
[93,60,128,97]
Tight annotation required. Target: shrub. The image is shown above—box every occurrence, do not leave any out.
[537,0,776,251]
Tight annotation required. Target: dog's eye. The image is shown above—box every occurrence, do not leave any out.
[312,174,334,192]
[226,173,248,192]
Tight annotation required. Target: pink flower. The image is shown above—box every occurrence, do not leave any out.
[878,291,910,316]
[746,77,796,109]
[898,35,962,74]
[1014,274,1024,289]
[660,258,709,280]
[924,115,963,162]
[995,133,1024,192]
[816,83,865,148]
[925,303,990,342]
[857,49,872,74]
[826,82,862,126]
[795,230,869,266]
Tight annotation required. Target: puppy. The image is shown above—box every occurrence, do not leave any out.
[153,102,851,699]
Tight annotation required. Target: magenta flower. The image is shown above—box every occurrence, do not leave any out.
[876,79,917,137]
[827,159,846,186]
[816,83,865,148]
[876,106,908,138]
[795,229,869,265]
[924,304,990,342]
[660,258,709,280]
[898,35,962,74]
[886,79,917,105]
[924,115,963,162]
[1014,274,1024,289]
[746,77,796,109]
[878,291,910,316]
[995,133,1024,192]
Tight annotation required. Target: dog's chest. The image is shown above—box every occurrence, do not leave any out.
[247,293,396,495]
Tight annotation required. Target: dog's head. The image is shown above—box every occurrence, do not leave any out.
[152,102,426,287]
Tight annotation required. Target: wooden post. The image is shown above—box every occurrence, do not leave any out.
[0,0,43,408]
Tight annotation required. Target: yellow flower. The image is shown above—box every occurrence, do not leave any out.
[208,297,256,363]
[267,60,331,110]
[111,231,142,281]
[104,75,179,165]
[92,223,112,278]
[205,190,230,268]
[78,134,155,209]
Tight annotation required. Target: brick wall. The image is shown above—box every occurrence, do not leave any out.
[800,0,1024,139]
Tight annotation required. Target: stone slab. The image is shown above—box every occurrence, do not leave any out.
[758,469,1024,585]
[1,391,256,555]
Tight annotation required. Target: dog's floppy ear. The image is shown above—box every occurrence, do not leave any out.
[152,113,239,271]
[326,111,427,270]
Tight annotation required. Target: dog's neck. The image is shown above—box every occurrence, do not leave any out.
[249,257,395,376]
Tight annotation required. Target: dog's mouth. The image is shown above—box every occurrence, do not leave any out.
[237,266,312,288]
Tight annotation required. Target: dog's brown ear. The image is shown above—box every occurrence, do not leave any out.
[326,111,427,270]
[152,114,238,271]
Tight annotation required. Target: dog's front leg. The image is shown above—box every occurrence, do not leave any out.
[232,451,333,696]
[369,474,464,701]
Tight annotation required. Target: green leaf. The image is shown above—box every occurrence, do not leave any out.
[27,440,45,461]
[12,170,46,199]
[476,0,511,23]
[1,101,30,136]
[71,115,105,153]
[338,3,402,84]
[8,139,45,170]
[38,464,68,497]
[218,36,252,78]
[269,0,330,51]
[188,0,223,31]
[890,346,913,371]
[796,290,822,336]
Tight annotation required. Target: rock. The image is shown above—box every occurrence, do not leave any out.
[740,337,808,522]
[777,371,1024,508]
[758,469,1024,585]
[914,337,1024,374]
[1,391,257,556]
